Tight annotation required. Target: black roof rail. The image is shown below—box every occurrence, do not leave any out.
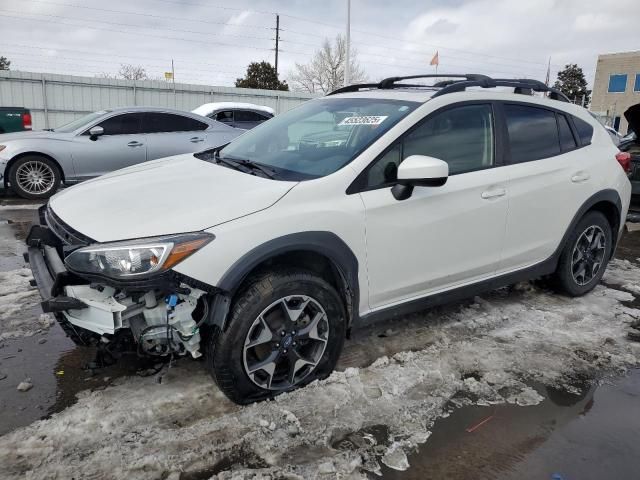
[326,83,380,96]
[378,73,491,89]
[326,73,571,103]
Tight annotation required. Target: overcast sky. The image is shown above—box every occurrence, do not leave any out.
[1,0,638,89]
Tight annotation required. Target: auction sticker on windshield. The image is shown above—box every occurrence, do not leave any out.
[339,115,388,126]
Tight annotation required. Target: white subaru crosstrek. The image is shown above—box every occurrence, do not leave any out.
[26,74,632,404]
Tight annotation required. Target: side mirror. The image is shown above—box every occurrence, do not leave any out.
[391,155,448,200]
[89,126,104,141]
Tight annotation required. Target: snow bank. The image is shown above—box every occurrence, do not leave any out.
[1,261,639,479]
[0,268,44,341]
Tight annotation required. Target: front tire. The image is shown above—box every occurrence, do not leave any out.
[554,211,612,296]
[9,155,61,200]
[207,268,346,404]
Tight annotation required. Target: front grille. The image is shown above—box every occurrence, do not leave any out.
[45,205,94,246]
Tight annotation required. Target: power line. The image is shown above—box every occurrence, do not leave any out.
[18,0,274,30]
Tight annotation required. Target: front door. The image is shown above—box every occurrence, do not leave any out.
[358,103,509,310]
[71,112,146,179]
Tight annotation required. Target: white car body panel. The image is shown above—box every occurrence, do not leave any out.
[49,155,297,241]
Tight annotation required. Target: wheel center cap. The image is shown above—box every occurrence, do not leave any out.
[282,334,294,349]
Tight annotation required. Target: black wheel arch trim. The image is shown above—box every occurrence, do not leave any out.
[555,188,622,261]
[211,231,360,331]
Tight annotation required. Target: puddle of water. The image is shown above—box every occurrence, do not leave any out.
[380,371,640,480]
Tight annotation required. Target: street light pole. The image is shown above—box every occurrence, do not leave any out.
[344,0,351,87]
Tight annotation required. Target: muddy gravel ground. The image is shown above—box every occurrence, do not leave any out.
[1,197,640,479]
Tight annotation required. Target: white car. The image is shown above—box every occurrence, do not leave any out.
[27,74,631,404]
[191,102,275,130]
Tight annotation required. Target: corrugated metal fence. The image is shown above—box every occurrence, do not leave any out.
[0,70,316,130]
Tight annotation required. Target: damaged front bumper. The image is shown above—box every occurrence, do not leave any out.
[25,205,210,358]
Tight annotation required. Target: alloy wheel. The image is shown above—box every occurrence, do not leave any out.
[571,225,607,286]
[15,160,55,195]
[242,295,329,391]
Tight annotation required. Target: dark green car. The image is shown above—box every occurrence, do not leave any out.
[0,107,32,134]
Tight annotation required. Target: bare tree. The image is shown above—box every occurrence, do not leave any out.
[118,64,148,80]
[96,64,149,81]
[290,35,367,94]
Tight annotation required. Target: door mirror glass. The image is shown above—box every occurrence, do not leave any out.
[89,125,104,140]
[392,155,448,200]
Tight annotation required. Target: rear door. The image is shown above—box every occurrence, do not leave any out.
[142,112,210,160]
[71,112,146,178]
[497,103,595,273]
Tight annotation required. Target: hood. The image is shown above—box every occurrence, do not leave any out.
[49,154,297,242]
[0,130,66,142]
[624,103,640,136]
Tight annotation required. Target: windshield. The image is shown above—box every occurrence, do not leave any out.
[218,98,419,180]
[54,111,109,133]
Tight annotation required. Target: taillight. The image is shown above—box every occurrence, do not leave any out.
[22,112,32,130]
[616,151,632,173]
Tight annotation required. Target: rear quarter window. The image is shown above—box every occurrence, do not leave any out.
[572,116,594,146]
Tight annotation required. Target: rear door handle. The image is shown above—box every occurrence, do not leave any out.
[190,137,204,143]
[481,188,506,199]
[127,141,143,147]
[571,171,590,183]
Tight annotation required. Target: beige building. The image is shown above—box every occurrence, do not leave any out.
[590,50,640,135]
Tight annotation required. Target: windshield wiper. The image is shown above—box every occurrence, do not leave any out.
[228,158,277,179]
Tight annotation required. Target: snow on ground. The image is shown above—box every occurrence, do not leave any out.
[0,268,48,341]
[1,261,640,479]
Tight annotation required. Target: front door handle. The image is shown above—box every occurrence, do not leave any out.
[481,188,506,199]
[571,171,590,183]
[127,141,143,147]
[190,137,204,143]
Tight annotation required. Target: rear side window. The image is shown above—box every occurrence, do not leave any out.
[572,117,594,146]
[557,114,577,151]
[215,111,233,123]
[142,113,208,133]
[235,110,269,122]
[95,113,142,135]
[504,104,560,163]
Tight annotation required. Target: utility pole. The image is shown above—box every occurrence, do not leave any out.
[171,59,176,107]
[274,14,280,76]
[344,0,351,87]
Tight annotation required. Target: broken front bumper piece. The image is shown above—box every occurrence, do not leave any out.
[25,208,207,358]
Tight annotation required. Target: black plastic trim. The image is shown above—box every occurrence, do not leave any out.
[217,231,360,327]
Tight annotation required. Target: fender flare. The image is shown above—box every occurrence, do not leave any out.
[554,188,622,262]
[210,231,360,330]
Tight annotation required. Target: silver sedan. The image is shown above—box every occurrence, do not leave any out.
[0,107,244,199]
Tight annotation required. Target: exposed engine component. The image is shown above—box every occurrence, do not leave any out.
[61,283,208,358]
[129,288,207,358]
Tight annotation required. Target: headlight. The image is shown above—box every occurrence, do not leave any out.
[64,232,214,279]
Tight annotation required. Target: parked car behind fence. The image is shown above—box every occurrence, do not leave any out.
[0,107,31,134]
[0,107,243,199]
[192,102,275,129]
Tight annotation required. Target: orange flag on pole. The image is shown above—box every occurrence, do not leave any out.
[430,51,439,66]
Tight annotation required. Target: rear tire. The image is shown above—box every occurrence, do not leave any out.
[553,211,612,296]
[207,268,346,404]
[9,155,61,200]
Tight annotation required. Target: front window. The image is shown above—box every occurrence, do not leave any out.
[54,111,110,132]
[218,98,419,180]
